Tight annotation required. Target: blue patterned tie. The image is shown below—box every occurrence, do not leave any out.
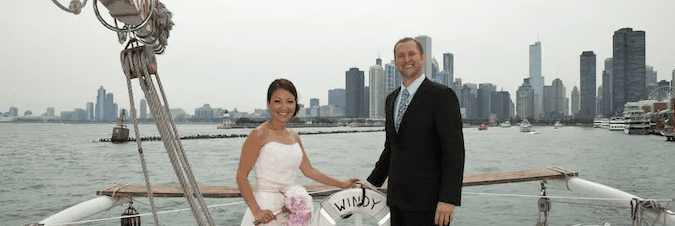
[395,89,410,132]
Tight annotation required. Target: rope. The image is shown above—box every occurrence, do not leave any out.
[123,50,161,226]
[154,72,216,225]
[132,52,214,225]
[138,67,208,226]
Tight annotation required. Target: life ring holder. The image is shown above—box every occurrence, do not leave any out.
[314,186,390,226]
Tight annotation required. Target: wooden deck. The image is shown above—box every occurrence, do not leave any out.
[97,167,577,198]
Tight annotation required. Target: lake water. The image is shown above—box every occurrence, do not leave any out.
[1,123,673,225]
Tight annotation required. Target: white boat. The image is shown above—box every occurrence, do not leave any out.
[501,121,511,128]
[520,119,532,132]
[623,109,651,135]
[593,118,604,128]
[554,121,563,129]
[601,118,610,129]
[609,116,624,131]
[529,130,540,134]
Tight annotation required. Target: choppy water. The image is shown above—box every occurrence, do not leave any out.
[1,123,673,226]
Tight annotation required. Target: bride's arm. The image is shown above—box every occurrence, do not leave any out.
[295,133,359,189]
[236,129,275,223]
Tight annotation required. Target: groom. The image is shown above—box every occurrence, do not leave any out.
[365,37,465,226]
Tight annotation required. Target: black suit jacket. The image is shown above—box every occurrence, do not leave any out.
[367,78,465,212]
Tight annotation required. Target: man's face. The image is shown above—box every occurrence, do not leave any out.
[394,40,426,79]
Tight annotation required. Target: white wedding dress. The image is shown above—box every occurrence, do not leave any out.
[240,142,311,226]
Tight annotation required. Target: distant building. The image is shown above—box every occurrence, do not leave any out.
[477,83,494,119]
[579,51,596,120]
[369,60,386,118]
[104,93,118,122]
[345,67,364,118]
[529,41,545,117]
[517,79,535,119]
[46,107,55,117]
[415,35,432,78]
[195,104,214,120]
[384,61,401,94]
[490,91,511,121]
[601,58,613,117]
[646,65,658,97]
[328,88,345,109]
[443,53,454,81]
[96,86,105,120]
[310,98,320,109]
[571,86,580,115]
[596,86,603,117]
[431,57,439,79]
[140,99,148,119]
[460,84,477,119]
[363,86,370,118]
[612,28,646,114]
[319,105,344,117]
[85,103,93,120]
[24,110,32,116]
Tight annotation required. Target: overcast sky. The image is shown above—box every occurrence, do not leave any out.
[1,0,674,115]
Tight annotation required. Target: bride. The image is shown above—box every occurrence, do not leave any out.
[237,79,359,226]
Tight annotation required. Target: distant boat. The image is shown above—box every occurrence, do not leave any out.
[478,124,488,130]
[520,119,532,132]
[554,121,563,129]
[501,121,511,128]
[529,130,540,134]
[609,116,625,131]
[217,125,233,129]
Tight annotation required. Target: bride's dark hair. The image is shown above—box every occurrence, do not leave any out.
[267,78,300,117]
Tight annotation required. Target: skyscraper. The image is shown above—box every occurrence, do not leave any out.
[612,28,646,114]
[96,86,106,120]
[328,88,346,109]
[431,57,439,80]
[529,41,545,118]
[601,58,613,117]
[517,79,535,119]
[415,35,432,77]
[104,93,117,121]
[443,53,454,77]
[310,98,319,108]
[580,51,596,120]
[477,83,494,119]
[646,65,658,96]
[345,67,364,118]
[140,99,147,119]
[86,102,93,120]
[363,86,369,118]
[571,86,580,115]
[384,61,401,95]
[369,60,386,118]
[551,78,566,115]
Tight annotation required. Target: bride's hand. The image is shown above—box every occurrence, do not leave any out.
[339,178,360,188]
[253,209,276,225]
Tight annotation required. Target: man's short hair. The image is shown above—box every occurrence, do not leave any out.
[393,37,425,56]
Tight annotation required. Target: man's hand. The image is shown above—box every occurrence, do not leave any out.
[434,202,455,226]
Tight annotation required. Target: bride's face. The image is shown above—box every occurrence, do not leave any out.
[267,89,296,123]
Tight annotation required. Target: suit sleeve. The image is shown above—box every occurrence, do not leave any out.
[367,93,394,187]
[435,87,465,206]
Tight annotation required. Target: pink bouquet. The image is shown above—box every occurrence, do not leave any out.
[280,185,313,226]
[253,185,313,226]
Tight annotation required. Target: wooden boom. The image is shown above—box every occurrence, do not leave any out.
[97,168,577,199]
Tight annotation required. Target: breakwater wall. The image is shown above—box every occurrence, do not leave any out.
[98,128,385,143]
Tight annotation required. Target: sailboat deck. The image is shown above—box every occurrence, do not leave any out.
[97,167,577,198]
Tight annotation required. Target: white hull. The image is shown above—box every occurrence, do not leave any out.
[39,196,131,226]
[551,177,675,225]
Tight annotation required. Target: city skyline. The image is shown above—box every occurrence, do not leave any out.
[1,1,674,115]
